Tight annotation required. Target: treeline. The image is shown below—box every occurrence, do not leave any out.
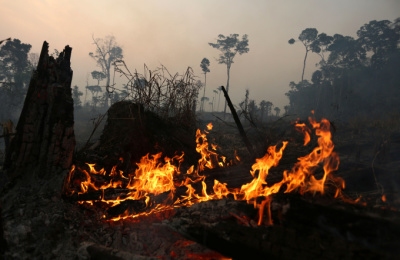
[286,18,400,120]
[0,39,36,122]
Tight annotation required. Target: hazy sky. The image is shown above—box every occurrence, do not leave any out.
[2,0,399,110]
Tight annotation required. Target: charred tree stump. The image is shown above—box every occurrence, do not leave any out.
[4,41,75,180]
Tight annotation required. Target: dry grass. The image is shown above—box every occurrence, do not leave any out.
[112,62,201,128]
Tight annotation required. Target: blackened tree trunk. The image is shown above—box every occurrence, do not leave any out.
[4,41,75,180]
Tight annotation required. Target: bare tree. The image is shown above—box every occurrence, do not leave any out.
[209,34,249,114]
[89,35,123,108]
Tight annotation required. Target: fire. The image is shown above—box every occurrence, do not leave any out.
[127,153,182,200]
[196,123,227,171]
[63,115,347,224]
[239,142,288,201]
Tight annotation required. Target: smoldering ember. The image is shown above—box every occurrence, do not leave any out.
[1,35,400,260]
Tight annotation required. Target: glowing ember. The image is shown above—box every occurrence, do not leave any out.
[63,114,347,224]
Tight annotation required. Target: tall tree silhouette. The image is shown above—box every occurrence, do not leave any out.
[200,58,210,112]
[289,28,319,81]
[89,35,123,108]
[209,34,249,114]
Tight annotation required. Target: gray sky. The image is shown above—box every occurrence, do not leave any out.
[2,0,399,110]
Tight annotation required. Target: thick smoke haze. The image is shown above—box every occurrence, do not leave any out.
[2,0,399,109]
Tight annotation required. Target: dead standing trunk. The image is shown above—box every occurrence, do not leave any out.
[4,41,75,180]
[220,86,254,156]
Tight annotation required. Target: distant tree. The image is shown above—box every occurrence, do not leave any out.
[89,35,123,108]
[209,34,249,114]
[201,96,209,111]
[200,58,210,112]
[259,100,273,122]
[259,100,267,122]
[284,105,290,115]
[72,85,83,109]
[274,107,281,117]
[265,101,273,119]
[28,52,39,70]
[289,28,320,81]
[326,34,366,70]
[286,18,400,119]
[91,70,106,86]
[86,85,102,108]
[357,19,399,68]
[315,33,334,65]
[213,89,218,111]
[0,38,32,93]
[248,100,258,121]
[0,38,32,120]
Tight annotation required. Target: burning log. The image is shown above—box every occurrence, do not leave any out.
[166,194,400,259]
[63,188,136,202]
[65,113,349,224]
[3,41,75,180]
[64,164,251,219]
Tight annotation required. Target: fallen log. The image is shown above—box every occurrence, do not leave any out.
[64,163,294,219]
[63,188,137,202]
[166,194,400,259]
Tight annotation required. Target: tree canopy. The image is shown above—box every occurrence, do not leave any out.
[209,34,249,113]
[0,38,33,121]
[199,58,210,112]
[285,18,400,120]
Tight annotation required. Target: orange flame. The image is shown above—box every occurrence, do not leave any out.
[196,124,226,171]
[64,115,347,224]
[127,153,182,200]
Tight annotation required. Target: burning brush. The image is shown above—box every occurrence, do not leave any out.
[63,113,350,224]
